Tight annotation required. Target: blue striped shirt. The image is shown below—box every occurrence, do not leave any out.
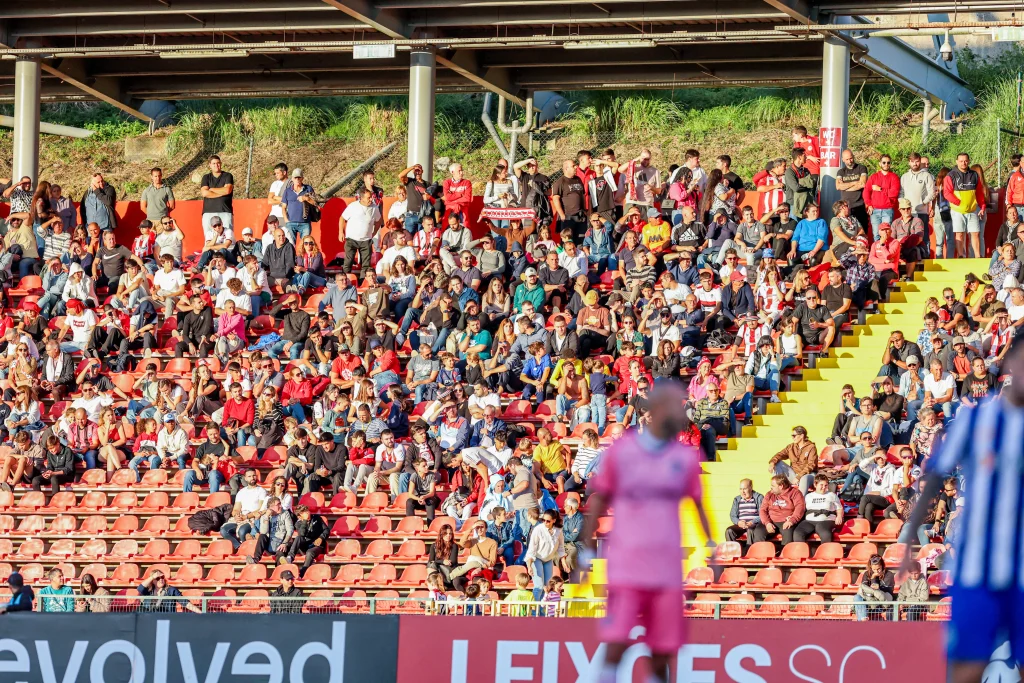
[931,397,1024,590]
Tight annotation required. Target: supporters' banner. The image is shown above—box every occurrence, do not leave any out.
[397,614,946,683]
[481,207,536,221]
[0,613,399,683]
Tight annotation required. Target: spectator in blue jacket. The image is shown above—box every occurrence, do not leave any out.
[0,572,34,614]
[788,203,829,267]
[470,406,507,447]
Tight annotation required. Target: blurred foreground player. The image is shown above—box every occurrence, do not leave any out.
[582,383,714,683]
[901,333,1024,683]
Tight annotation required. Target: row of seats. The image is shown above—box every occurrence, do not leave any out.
[686,565,950,594]
[685,594,951,620]
[715,537,918,568]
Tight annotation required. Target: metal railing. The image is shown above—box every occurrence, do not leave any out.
[41,595,947,620]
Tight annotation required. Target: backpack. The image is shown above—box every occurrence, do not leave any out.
[706,329,732,349]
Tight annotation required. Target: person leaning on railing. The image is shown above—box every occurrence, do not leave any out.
[137,570,201,614]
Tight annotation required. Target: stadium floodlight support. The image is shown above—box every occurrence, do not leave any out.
[407,48,436,183]
[818,37,849,224]
[12,54,40,183]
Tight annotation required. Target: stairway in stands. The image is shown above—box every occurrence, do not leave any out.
[678,258,989,568]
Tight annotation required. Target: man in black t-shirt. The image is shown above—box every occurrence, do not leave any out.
[962,356,999,405]
[200,154,235,233]
[94,229,135,290]
[668,206,708,259]
[717,154,745,210]
[397,164,430,233]
[763,203,797,258]
[791,288,835,350]
[552,159,587,240]
[835,150,869,229]
[821,267,854,327]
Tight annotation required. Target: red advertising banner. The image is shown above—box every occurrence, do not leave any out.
[819,126,843,170]
[397,615,946,683]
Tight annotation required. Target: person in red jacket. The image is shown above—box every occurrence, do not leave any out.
[863,154,900,241]
[281,366,316,425]
[221,381,256,447]
[867,224,901,299]
[443,162,473,225]
[755,474,806,545]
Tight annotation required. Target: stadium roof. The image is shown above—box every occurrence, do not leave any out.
[0,0,987,113]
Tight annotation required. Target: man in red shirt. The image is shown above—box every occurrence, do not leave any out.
[863,154,900,241]
[753,158,786,221]
[792,126,820,177]
[576,149,598,211]
[329,344,363,390]
[442,162,472,225]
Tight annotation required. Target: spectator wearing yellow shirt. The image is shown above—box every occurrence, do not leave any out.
[640,208,671,253]
[532,426,570,494]
[502,573,536,616]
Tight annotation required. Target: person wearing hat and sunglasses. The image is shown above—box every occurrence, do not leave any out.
[281,167,317,239]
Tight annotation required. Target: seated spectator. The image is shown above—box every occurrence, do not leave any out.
[854,555,894,621]
[450,519,498,593]
[791,287,835,352]
[248,496,294,565]
[406,457,441,524]
[721,360,754,437]
[857,451,900,519]
[725,478,765,545]
[38,568,75,613]
[769,425,818,493]
[533,427,570,495]
[30,435,75,495]
[137,569,202,613]
[693,381,729,461]
[220,469,268,552]
[746,336,782,403]
[897,563,929,621]
[755,474,805,545]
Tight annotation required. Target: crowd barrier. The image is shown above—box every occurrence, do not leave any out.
[2,606,947,682]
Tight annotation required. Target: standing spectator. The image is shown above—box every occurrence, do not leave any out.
[835,150,869,228]
[792,125,820,178]
[900,152,935,248]
[0,573,34,614]
[755,474,805,545]
[864,154,900,240]
[200,155,235,233]
[943,152,987,259]
[523,509,565,600]
[618,149,662,213]
[140,167,175,223]
[339,189,380,280]
[50,184,77,231]
[79,173,117,230]
[281,168,317,239]
[784,148,816,219]
[726,478,766,545]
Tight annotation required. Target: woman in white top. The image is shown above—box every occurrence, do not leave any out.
[775,317,802,373]
[794,474,842,543]
[523,509,566,600]
[756,267,787,323]
[386,185,408,222]
[269,476,294,512]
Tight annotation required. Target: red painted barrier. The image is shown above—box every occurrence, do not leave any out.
[396,615,947,683]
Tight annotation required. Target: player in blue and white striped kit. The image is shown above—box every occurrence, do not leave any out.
[902,333,1024,683]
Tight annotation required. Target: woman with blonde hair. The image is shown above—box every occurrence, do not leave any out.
[96,406,128,472]
[254,385,285,450]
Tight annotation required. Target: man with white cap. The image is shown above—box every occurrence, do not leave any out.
[233,226,263,263]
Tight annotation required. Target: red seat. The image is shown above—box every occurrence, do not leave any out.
[356,492,389,512]
[791,594,825,618]
[384,493,410,514]
[202,540,234,561]
[361,516,393,537]
[747,567,782,589]
[110,492,138,511]
[174,563,204,585]
[805,542,844,567]
[232,563,268,585]
[77,539,108,560]
[111,516,140,534]
[138,492,169,512]
[329,539,361,561]
[330,516,361,537]
[268,564,301,584]
[361,564,397,587]
[167,517,193,537]
[711,541,743,564]
[426,516,457,535]
[42,539,76,560]
[81,564,108,583]
[722,594,755,616]
[298,492,325,512]
[834,518,870,541]
[710,567,748,590]
[842,542,879,567]
[0,539,12,559]
[168,493,200,512]
[358,539,394,561]
[392,564,428,587]
[865,518,903,542]
[684,567,714,588]
[110,469,138,487]
[76,491,108,512]
[49,515,78,534]
[758,594,791,616]
[206,492,232,509]
[139,539,171,561]
[332,564,365,586]
[502,400,533,420]
[140,470,169,487]
[110,539,138,560]
[231,539,258,562]
[881,543,909,567]
[393,540,427,561]
[15,515,46,534]
[297,564,333,586]
[11,539,43,561]
[75,516,107,536]
[79,470,108,488]
[140,516,170,535]
[20,563,45,584]
[228,589,270,614]
[781,567,818,590]
[819,568,852,590]
[685,594,721,617]
[15,491,46,512]
[42,492,76,513]
[165,540,200,561]
[915,543,946,562]
[327,491,357,511]
[734,541,776,565]
[201,564,236,586]
[111,564,141,583]
[0,490,13,511]
[928,570,952,591]
[302,589,337,614]
[774,542,810,566]
[389,516,425,537]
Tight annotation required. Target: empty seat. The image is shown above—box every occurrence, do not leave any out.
[393,540,426,561]
[356,492,388,512]
[805,542,844,567]
[330,516,361,537]
[268,564,301,583]
[233,563,268,585]
[76,492,108,512]
[298,492,325,512]
[49,515,78,534]
[819,568,852,590]
[297,564,333,586]
[75,516,107,536]
[834,518,870,541]
[734,541,776,565]
[166,540,200,561]
[111,516,140,534]
[390,517,425,537]
[684,567,714,588]
[206,492,232,509]
[928,570,952,591]
[392,564,428,588]
[202,564,236,586]
[15,492,46,512]
[757,594,791,616]
[747,567,782,589]
[332,564,365,586]
[110,470,138,487]
[685,594,721,617]
[140,516,170,535]
[791,594,826,618]
[865,518,903,542]
[139,540,171,561]
[843,542,879,567]
[42,492,76,512]
[15,516,46,534]
[11,539,43,561]
[881,543,909,567]
[109,539,138,560]
[111,564,141,583]
[361,564,396,587]
[362,516,393,537]
[358,539,393,562]
[781,568,818,590]
[77,539,108,560]
[328,539,361,561]
[168,493,199,512]
[710,567,748,590]
[775,542,810,566]
[711,541,742,564]
[722,594,755,616]
[42,539,76,560]
[138,492,170,512]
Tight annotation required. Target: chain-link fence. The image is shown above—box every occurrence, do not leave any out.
[51,595,948,620]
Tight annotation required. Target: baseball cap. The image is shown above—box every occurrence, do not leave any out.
[210,216,223,226]
[647,208,660,218]
[952,336,965,345]
[163,413,177,423]
[139,220,153,229]
[279,570,295,581]
[729,270,746,282]
[898,197,912,209]
[713,208,728,218]
[291,168,303,178]
[338,343,351,353]
[660,307,672,317]
[242,227,254,235]
[906,355,920,365]
[369,340,381,349]
[879,222,892,231]
[584,291,599,305]
[523,267,538,278]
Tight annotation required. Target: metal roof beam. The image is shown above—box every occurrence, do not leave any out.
[9,13,365,37]
[40,59,153,122]
[761,0,815,24]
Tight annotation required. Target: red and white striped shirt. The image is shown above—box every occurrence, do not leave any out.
[988,325,1015,360]
[413,228,442,260]
[753,170,785,217]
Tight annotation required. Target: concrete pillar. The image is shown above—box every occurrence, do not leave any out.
[407,49,436,184]
[13,56,41,183]
[818,38,850,222]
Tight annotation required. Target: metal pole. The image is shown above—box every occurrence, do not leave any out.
[819,38,850,223]
[407,48,436,184]
[12,57,41,183]
[922,97,932,145]
[997,117,1002,189]
[244,136,254,199]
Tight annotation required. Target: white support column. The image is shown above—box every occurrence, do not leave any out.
[407,49,436,184]
[818,38,850,222]
[13,56,41,183]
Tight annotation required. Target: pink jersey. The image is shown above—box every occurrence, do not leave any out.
[590,430,702,589]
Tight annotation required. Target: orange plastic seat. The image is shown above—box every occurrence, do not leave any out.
[202,540,234,561]
[201,564,236,586]
[775,542,810,566]
[168,493,199,512]
[791,594,825,618]
[834,518,870,541]
[390,516,425,537]
[111,564,141,583]
[747,567,782,589]
[327,491,357,511]
[232,563,268,585]
[384,493,410,514]
[358,539,393,562]
[356,492,389,512]
[138,492,169,512]
[42,492,76,512]
[332,564,365,586]
[206,492,232,509]
[229,589,270,614]
[297,564,333,586]
[734,541,776,565]
[928,570,952,591]
[722,594,755,616]
[328,539,361,561]
[139,539,171,561]
[110,469,138,487]
[684,567,714,588]
[865,518,903,542]
[15,515,45,534]
[881,543,908,567]
[361,564,397,587]
[362,516,393,536]
[79,470,108,487]
[711,541,743,564]
[805,542,844,567]
[15,491,46,512]
[111,516,139,534]
[11,539,43,561]
[843,542,879,567]
[268,564,301,584]
[19,563,45,584]
[140,470,169,487]
[76,491,108,512]
[77,539,108,560]
[757,594,791,616]
[140,564,172,582]
[75,516,107,536]
[330,516,361,537]
[711,567,749,590]
[110,539,138,560]
[174,563,204,585]
[820,568,852,590]
[781,567,818,590]
[393,540,427,561]
[426,516,457,535]
[42,539,76,560]
[140,516,170,535]
[302,589,338,614]
[165,540,200,561]
[298,492,325,512]
[685,594,721,617]
[110,492,138,511]
[49,514,78,534]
